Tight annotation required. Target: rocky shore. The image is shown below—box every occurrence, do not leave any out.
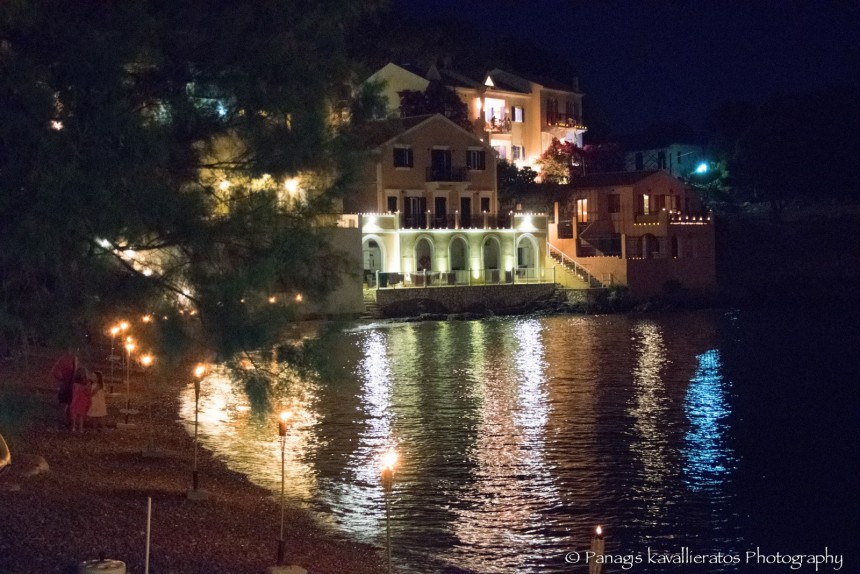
[0,349,384,574]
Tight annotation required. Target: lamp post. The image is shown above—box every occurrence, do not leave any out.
[187,364,209,500]
[276,411,291,566]
[380,448,398,574]
[588,525,605,574]
[118,339,138,427]
[140,355,155,453]
[108,325,120,395]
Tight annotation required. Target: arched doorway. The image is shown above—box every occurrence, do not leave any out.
[481,236,501,283]
[449,236,468,284]
[516,234,538,280]
[363,238,383,272]
[414,237,434,272]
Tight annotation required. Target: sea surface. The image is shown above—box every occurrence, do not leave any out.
[179,307,859,573]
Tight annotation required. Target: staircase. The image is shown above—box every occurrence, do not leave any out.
[361,289,382,319]
[546,244,604,289]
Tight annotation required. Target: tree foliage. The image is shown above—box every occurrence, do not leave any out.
[716,86,860,216]
[536,138,580,184]
[397,82,471,129]
[0,0,380,355]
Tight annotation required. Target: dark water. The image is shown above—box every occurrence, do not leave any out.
[179,308,859,573]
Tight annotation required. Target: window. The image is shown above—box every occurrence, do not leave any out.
[393,146,413,168]
[387,196,398,212]
[640,194,650,215]
[635,152,644,170]
[492,145,507,160]
[657,151,667,169]
[546,98,558,125]
[480,197,491,213]
[513,106,524,122]
[467,149,486,170]
[565,101,574,121]
[608,194,621,214]
[576,198,588,223]
[512,145,524,161]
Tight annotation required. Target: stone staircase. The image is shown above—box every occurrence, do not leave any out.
[361,289,382,319]
[547,249,604,289]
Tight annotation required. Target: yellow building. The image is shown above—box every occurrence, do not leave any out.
[364,63,587,172]
[345,114,548,287]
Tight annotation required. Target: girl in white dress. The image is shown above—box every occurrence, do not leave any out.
[87,371,108,431]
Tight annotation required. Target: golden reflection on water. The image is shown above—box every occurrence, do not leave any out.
[444,318,559,572]
[178,364,318,503]
[628,321,672,518]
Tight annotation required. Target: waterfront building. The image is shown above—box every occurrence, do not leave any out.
[344,113,549,288]
[549,170,716,297]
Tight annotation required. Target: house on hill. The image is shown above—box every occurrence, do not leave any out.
[363,63,586,173]
[548,170,716,297]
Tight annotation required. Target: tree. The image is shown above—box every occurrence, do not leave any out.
[0,0,381,357]
[536,138,581,183]
[397,81,471,129]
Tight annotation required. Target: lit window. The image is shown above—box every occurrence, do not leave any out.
[640,194,650,215]
[393,146,413,168]
[513,106,524,123]
[576,198,588,223]
[512,145,524,161]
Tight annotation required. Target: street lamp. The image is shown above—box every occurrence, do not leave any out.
[118,340,138,428]
[108,325,120,395]
[276,411,291,566]
[188,364,209,500]
[140,355,155,453]
[380,447,398,574]
[589,525,605,574]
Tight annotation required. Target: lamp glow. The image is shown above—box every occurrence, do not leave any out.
[695,162,709,174]
[140,354,153,368]
[193,364,206,379]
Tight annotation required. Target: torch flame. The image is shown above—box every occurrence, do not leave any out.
[596,525,603,536]
[381,447,398,471]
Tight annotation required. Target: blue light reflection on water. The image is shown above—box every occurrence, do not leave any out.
[682,349,735,492]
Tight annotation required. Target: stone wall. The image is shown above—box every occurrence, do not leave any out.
[376,284,556,317]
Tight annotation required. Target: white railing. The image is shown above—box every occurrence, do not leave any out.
[546,242,604,287]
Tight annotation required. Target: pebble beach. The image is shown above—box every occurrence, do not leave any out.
[0,348,385,574]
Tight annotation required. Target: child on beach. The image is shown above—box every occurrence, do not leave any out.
[69,367,91,432]
[87,371,107,432]
[51,349,78,424]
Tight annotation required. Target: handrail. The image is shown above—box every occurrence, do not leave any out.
[546,242,604,288]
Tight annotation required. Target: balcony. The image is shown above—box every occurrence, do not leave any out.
[363,211,538,231]
[425,166,468,182]
[545,116,585,129]
[486,116,512,133]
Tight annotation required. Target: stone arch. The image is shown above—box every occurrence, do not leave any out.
[481,235,501,282]
[448,235,469,271]
[362,235,386,272]
[414,235,435,272]
[516,233,540,280]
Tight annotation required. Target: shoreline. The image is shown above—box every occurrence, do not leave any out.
[0,348,384,574]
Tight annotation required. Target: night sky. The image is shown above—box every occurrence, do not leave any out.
[400,0,860,135]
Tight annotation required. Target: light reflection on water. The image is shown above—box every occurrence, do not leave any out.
[179,313,740,573]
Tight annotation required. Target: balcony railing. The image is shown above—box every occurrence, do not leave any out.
[546,116,584,129]
[373,267,549,289]
[425,166,469,182]
[486,116,512,133]
[400,212,513,230]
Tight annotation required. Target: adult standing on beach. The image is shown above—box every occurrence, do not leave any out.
[70,367,91,432]
[87,371,107,432]
[51,349,78,425]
